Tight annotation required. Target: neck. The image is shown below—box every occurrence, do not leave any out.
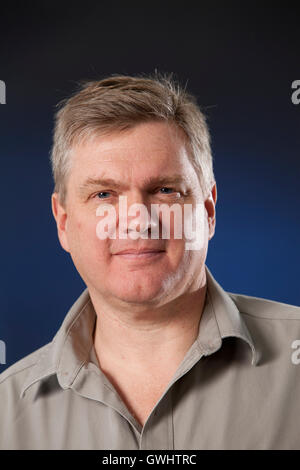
[91,271,207,374]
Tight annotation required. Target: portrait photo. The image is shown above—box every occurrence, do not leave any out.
[0,1,299,453]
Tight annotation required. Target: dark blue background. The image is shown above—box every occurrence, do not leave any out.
[0,1,299,371]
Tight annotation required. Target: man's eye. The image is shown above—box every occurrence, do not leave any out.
[96,191,111,199]
[159,187,175,194]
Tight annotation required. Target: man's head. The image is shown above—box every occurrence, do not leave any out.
[50,73,217,308]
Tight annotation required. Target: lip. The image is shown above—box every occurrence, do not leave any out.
[113,249,166,260]
[115,249,165,255]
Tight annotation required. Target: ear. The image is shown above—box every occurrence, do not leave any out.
[51,192,70,253]
[204,182,217,240]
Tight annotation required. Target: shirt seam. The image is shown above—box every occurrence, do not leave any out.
[240,311,300,321]
[1,342,53,387]
[170,386,174,450]
[196,288,222,353]
[81,364,118,393]
[56,297,93,378]
[0,363,36,386]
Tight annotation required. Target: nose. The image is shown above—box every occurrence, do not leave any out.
[118,191,158,239]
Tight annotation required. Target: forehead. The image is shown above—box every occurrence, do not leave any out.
[70,121,195,178]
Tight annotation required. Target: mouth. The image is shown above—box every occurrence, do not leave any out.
[113,250,166,261]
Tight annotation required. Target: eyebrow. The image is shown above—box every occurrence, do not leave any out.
[78,174,188,195]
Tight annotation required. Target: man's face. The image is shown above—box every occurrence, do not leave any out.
[52,121,216,307]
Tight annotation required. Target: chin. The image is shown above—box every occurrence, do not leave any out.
[109,280,166,304]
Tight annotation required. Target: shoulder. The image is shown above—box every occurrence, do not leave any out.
[228,291,300,320]
[0,343,51,397]
[227,292,300,364]
[224,292,300,370]
[0,342,54,449]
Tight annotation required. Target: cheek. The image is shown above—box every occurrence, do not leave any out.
[88,225,111,261]
[167,223,208,271]
[166,239,187,269]
[161,203,206,242]
[68,216,103,255]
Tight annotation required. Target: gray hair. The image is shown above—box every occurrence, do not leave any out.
[50,72,215,206]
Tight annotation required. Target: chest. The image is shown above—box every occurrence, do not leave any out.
[120,382,169,428]
[103,369,174,428]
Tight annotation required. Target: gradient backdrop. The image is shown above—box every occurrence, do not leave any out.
[0,2,299,370]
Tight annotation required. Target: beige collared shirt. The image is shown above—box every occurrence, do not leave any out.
[1,265,300,450]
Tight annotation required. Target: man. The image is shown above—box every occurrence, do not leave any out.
[0,73,300,450]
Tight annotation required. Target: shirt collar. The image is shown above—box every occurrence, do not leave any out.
[20,265,259,399]
[20,289,96,398]
[200,265,259,366]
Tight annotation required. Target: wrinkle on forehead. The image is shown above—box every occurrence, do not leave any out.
[72,121,190,159]
[68,121,202,195]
